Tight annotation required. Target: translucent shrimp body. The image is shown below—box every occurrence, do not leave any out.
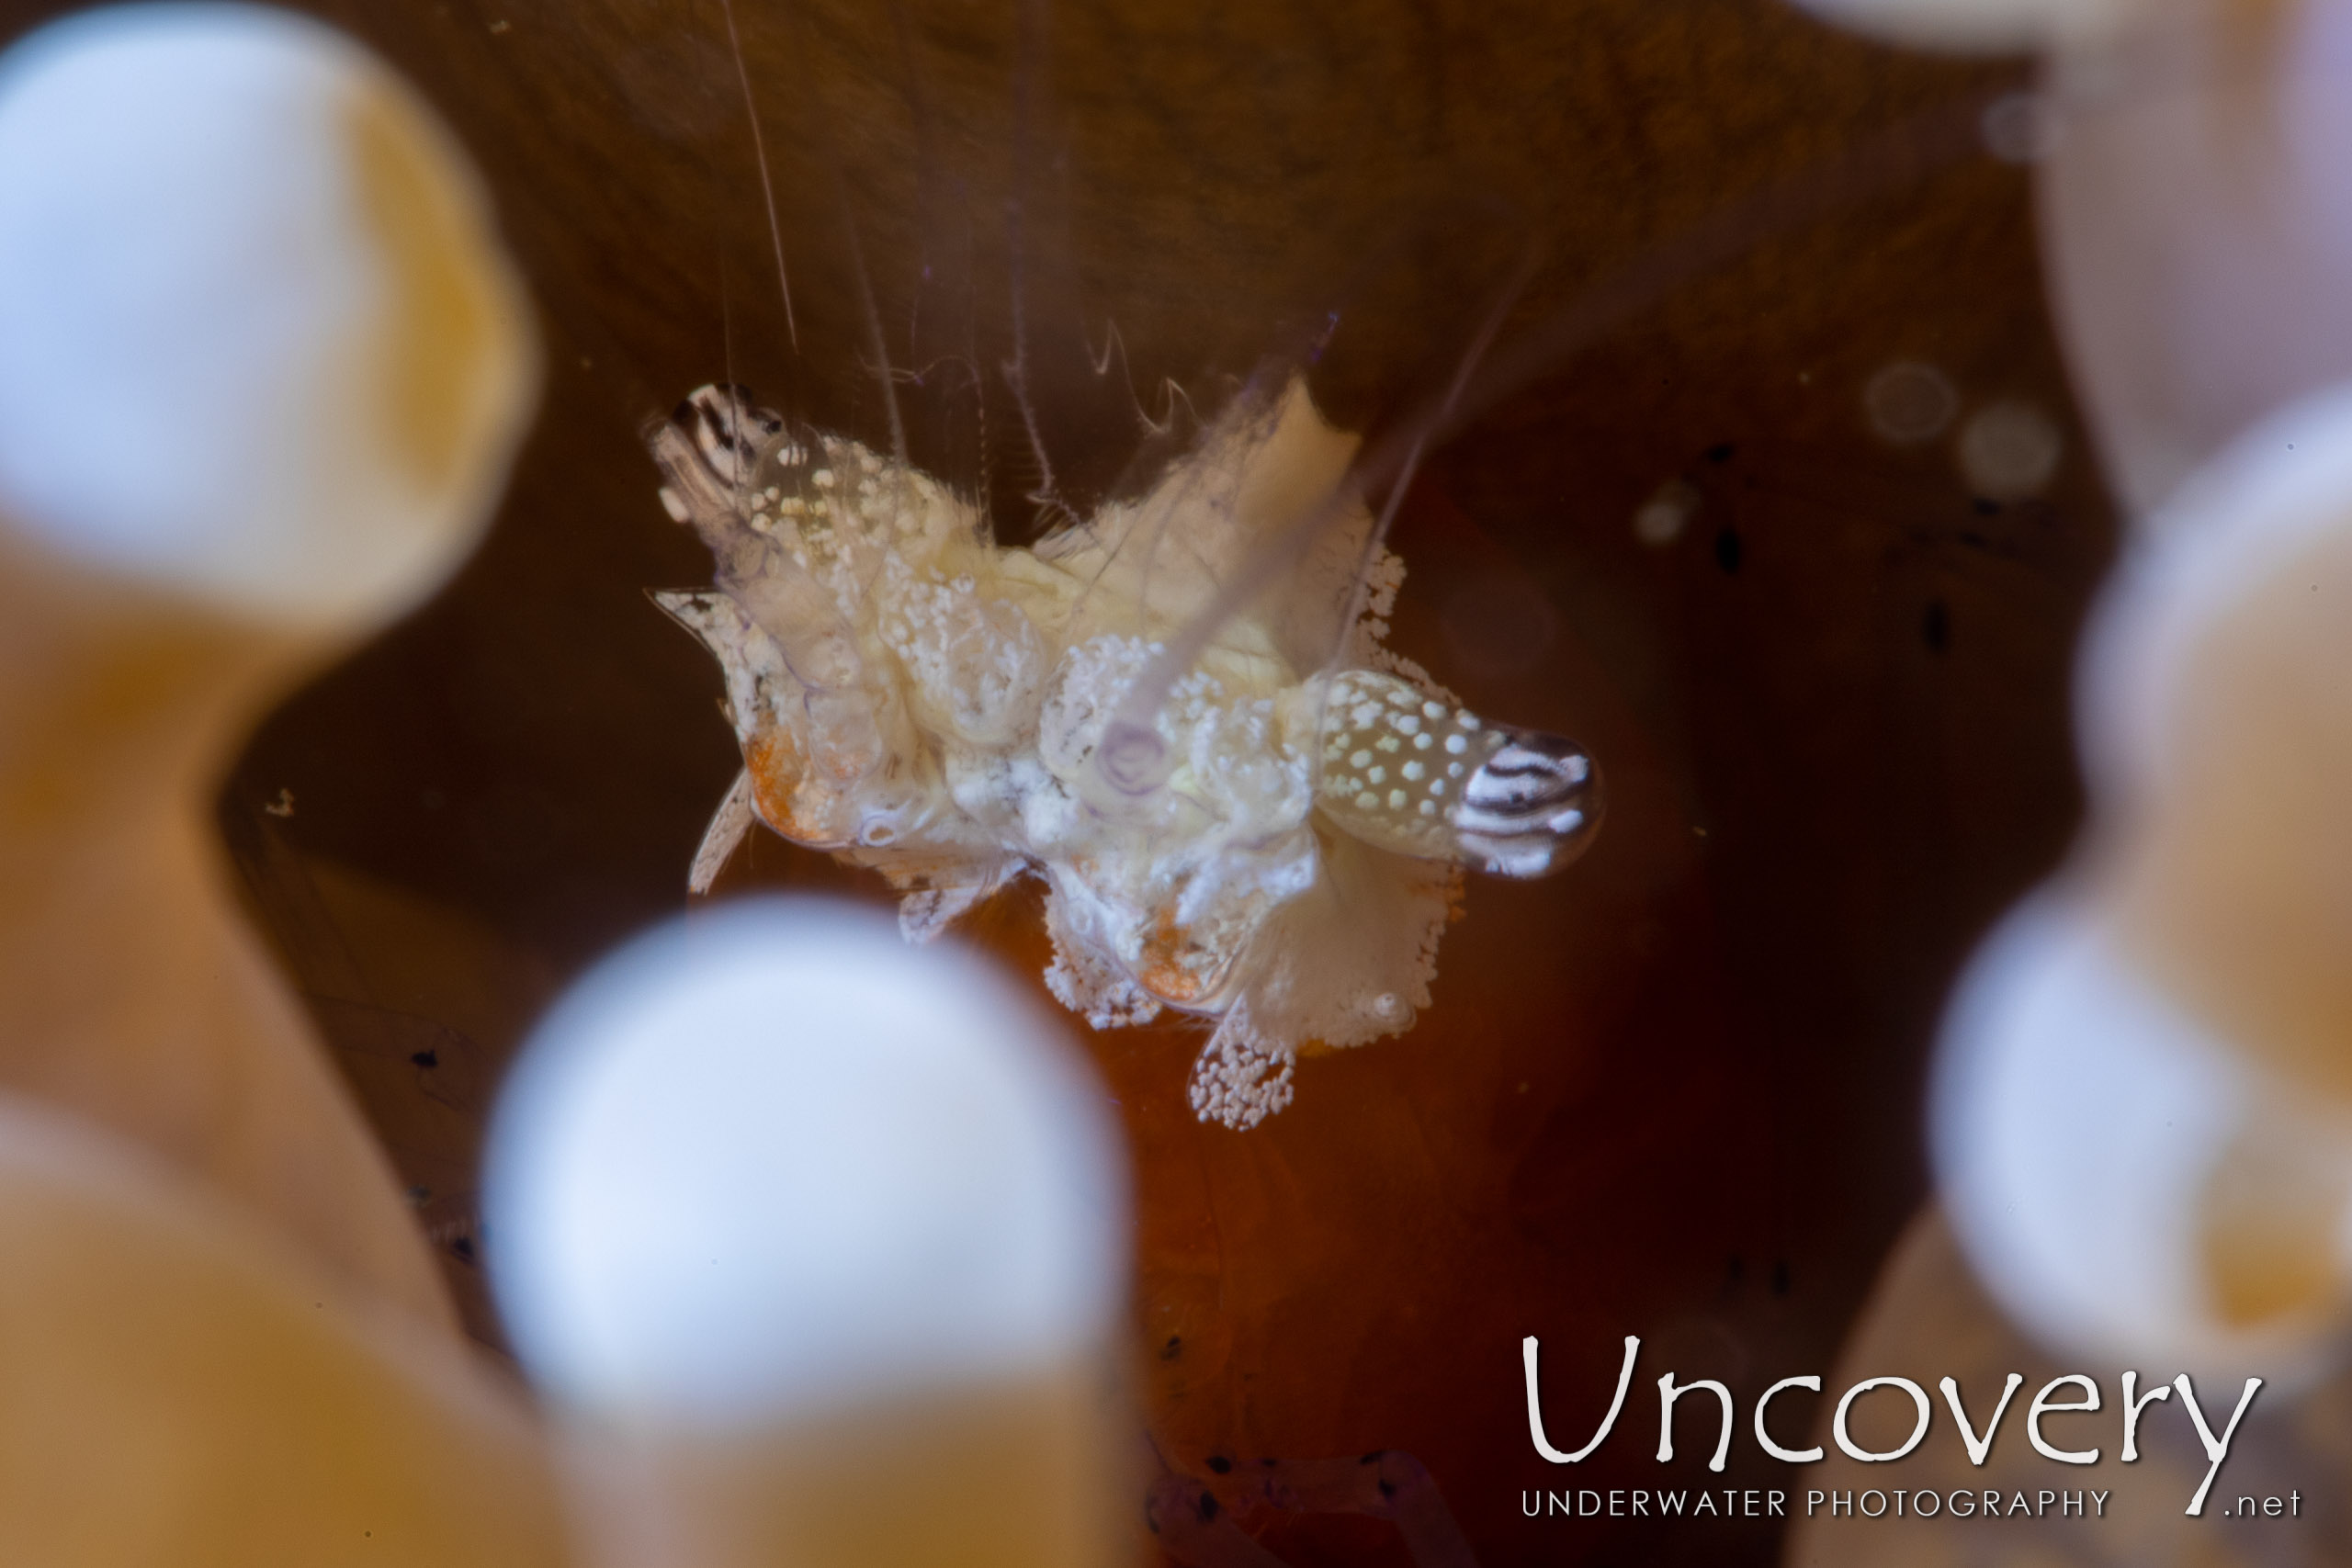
[650,378,1600,1127]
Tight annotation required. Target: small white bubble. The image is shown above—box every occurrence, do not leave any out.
[1865,361,1959,445]
[1634,478,1700,547]
[1959,400,2064,499]
[1387,789,1407,809]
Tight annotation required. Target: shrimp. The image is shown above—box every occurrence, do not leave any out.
[647,372,1600,1127]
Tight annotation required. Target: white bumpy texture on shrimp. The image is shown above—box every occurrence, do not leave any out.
[648,377,1600,1128]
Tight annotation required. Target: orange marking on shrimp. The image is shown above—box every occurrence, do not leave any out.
[1135,908,1212,1005]
[746,726,853,848]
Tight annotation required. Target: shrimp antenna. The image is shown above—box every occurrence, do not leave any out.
[1001,0,1068,525]
[718,0,798,352]
[886,0,997,534]
[1089,83,2002,799]
[771,0,910,469]
[1329,242,1541,671]
[837,174,909,470]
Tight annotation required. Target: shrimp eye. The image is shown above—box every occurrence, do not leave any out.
[1451,728,1600,878]
[650,383,796,526]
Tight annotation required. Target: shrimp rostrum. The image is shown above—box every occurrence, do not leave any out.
[648,376,1600,1128]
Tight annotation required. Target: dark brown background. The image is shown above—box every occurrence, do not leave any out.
[0,0,2115,1562]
